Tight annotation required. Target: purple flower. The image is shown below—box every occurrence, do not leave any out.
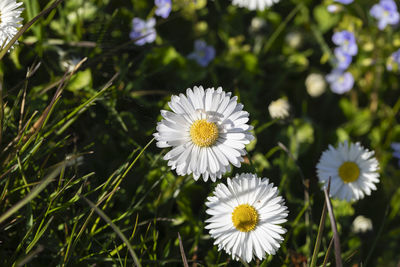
[155,0,171,19]
[332,30,358,56]
[188,40,216,67]
[391,142,400,166]
[326,69,354,94]
[129,18,156,46]
[334,47,352,69]
[370,0,400,30]
[334,0,353,4]
[387,48,400,70]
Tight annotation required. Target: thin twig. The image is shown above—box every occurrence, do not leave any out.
[323,178,342,267]
[178,232,189,267]
[322,237,334,267]
[16,245,44,267]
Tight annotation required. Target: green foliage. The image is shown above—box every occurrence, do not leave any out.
[1,0,400,266]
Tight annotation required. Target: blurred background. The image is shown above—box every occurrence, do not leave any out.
[1,0,400,266]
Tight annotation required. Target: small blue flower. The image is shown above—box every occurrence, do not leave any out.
[129,18,156,46]
[370,0,400,30]
[188,40,216,67]
[155,0,171,19]
[334,0,353,4]
[334,47,352,70]
[332,30,358,56]
[387,48,400,70]
[391,142,400,166]
[326,69,354,94]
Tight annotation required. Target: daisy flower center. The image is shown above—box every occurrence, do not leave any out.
[231,204,259,232]
[338,161,360,183]
[190,119,219,147]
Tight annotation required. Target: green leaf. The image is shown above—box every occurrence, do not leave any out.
[313,5,340,33]
[67,69,92,92]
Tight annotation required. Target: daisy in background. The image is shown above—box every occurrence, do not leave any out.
[231,0,280,11]
[316,141,380,201]
[0,0,23,49]
[351,215,373,234]
[268,98,290,119]
[305,73,326,97]
[205,173,288,263]
[154,86,254,182]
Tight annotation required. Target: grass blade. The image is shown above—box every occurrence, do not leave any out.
[322,237,334,267]
[178,232,189,267]
[79,195,142,267]
[310,202,327,267]
[16,245,44,267]
[323,178,343,267]
[263,3,303,54]
[364,204,389,266]
[0,0,64,60]
[0,163,65,224]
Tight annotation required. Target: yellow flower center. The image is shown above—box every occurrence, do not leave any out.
[231,204,259,232]
[189,119,219,147]
[338,161,360,183]
[384,10,389,17]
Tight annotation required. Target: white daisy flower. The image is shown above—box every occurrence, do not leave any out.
[205,173,288,262]
[0,0,24,49]
[232,0,280,11]
[268,98,290,119]
[316,141,380,201]
[154,86,254,182]
[305,73,326,98]
[351,215,373,234]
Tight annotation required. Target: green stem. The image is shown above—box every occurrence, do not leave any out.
[263,3,303,54]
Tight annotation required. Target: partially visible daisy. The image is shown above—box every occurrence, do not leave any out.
[268,98,290,119]
[231,0,280,11]
[285,31,302,49]
[205,173,288,262]
[0,0,24,49]
[316,141,380,201]
[351,215,373,234]
[154,86,254,182]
